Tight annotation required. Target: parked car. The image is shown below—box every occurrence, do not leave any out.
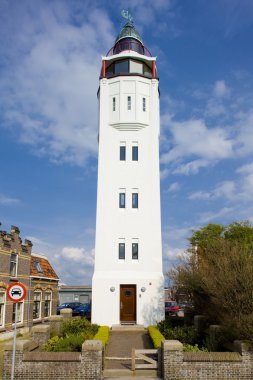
[56,302,83,315]
[73,303,91,318]
[165,301,180,315]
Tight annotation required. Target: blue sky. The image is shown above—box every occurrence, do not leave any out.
[1,0,253,285]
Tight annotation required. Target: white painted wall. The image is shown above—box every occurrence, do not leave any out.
[92,52,164,326]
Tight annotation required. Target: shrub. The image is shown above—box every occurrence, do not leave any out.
[93,326,110,347]
[61,318,99,337]
[158,325,197,345]
[183,343,208,352]
[148,326,165,348]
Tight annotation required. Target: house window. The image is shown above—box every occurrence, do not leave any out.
[119,243,125,260]
[120,145,126,161]
[10,253,18,277]
[119,193,126,208]
[127,96,131,110]
[132,243,139,260]
[34,260,43,273]
[44,292,52,318]
[143,97,146,112]
[113,97,116,111]
[33,292,42,319]
[132,193,138,209]
[0,292,5,327]
[132,146,138,161]
[12,302,23,323]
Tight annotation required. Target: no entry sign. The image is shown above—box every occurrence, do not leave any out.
[7,282,26,302]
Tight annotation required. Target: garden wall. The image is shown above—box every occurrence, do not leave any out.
[3,339,102,380]
[163,340,253,380]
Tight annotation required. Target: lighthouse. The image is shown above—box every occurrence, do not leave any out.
[92,12,164,327]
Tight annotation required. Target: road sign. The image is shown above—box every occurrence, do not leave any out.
[7,282,26,303]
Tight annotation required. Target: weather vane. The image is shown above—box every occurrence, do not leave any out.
[121,9,133,23]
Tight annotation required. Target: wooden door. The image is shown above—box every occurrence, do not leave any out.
[120,285,136,322]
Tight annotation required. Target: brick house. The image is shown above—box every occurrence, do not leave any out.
[0,225,59,333]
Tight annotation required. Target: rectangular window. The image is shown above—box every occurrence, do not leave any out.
[33,292,41,319]
[0,292,5,327]
[127,96,131,110]
[119,243,125,260]
[132,243,139,260]
[129,60,143,74]
[113,97,116,111]
[115,60,129,74]
[10,253,17,277]
[44,292,52,318]
[12,302,23,323]
[143,97,146,112]
[119,192,126,208]
[120,145,126,161]
[132,193,138,208]
[132,146,138,161]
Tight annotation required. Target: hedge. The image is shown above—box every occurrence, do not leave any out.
[148,325,165,348]
[93,326,110,347]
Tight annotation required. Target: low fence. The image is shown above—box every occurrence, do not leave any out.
[3,337,102,380]
[3,311,253,380]
[163,340,253,380]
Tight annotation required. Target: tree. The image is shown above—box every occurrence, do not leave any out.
[170,221,253,342]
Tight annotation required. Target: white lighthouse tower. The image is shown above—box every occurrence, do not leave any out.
[92,13,164,327]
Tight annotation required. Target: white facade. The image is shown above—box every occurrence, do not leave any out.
[92,42,164,326]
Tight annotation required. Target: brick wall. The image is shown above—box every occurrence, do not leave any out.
[163,340,253,380]
[3,339,103,380]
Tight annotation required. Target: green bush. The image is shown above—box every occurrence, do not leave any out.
[93,326,110,347]
[61,318,99,337]
[183,343,208,352]
[157,325,197,345]
[43,318,100,352]
[148,326,165,348]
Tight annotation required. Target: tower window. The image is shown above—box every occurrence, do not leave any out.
[127,96,131,110]
[132,193,138,209]
[132,243,139,260]
[10,253,18,277]
[119,243,125,260]
[132,146,138,161]
[143,98,146,112]
[113,97,116,111]
[119,193,126,208]
[120,146,126,161]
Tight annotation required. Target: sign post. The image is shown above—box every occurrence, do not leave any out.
[7,282,27,380]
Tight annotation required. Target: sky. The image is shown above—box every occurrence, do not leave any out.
[1,0,253,285]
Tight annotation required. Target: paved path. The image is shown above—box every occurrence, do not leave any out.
[105,330,153,370]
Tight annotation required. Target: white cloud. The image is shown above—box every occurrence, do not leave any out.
[161,119,233,167]
[0,2,114,166]
[189,181,236,201]
[213,80,230,98]
[0,194,20,205]
[60,246,94,266]
[172,159,211,175]
[199,207,235,223]
[237,162,253,174]
[167,182,180,192]
[160,168,169,180]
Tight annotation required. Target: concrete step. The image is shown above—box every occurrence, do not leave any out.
[103,368,161,378]
[111,324,145,331]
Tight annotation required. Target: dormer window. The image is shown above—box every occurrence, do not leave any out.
[34,260,43,273]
